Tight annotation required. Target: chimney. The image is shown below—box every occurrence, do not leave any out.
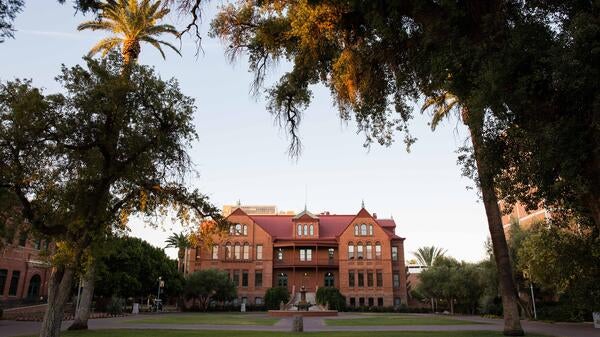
[373,213,377,219]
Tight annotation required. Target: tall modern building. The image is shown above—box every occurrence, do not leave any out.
[222,204,295,217]
[187,206,408,308]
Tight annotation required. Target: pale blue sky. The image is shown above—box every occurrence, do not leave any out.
[1,1,490,262]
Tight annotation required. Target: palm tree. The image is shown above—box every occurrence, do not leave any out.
[165,232,190,273]
[78,0,181,65]
[422,91,524,335]
[413,246,447,267]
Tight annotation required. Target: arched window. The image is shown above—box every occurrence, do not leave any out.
[366,242,373,259]
[309,224,314,236]
[324,272,334,287]
[234,242,241,260]
[303,224,308,236]
[297,224,302,236]
[277,248,284,261]
[243,224,248,236]
[360,224,367,236]
[27,275,41,298]
[354,224,359,236]
[229,225,235,235]
[348,242,355,259]
[243,242,250,260]
[277,273,288,287]
[235,224,242,235]
[375,242,382,259]
[369,224,373,235]
[226,242,232,259]
[357,242,364,259]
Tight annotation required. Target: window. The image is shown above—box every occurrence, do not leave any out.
[392,246,398,261]
[303,224,308,236]
[356,243,364,260]
[256,245,263,260]
[366,243,372,259]
[376,270,383,287]
[394,298,401,306]
[243,243,250,260]
[241,297,248,304]
[328,248,334,260]
[8,270,20,296]
[299,249,312,261]
[255,270,263,288]
[354,225,359,236]
[348,243,354,259]
[212,245,219,260]
[243,224,248,236]
[357,271,364,287]
[324,272,334,287]
[360,224,367,236]
[242,270,248,287]
[367,270,374,287]
[277,273,288,287]
[349,297,356,307]
[195,247,201,258]
[229,225,235,235]
[235,224,242,235]
[393,273,400,288]
[0,269,7,295]
[359,297,365,307]
[234,243,241,260]
[18,231,27,247]
[277,248,284,261]
[297,224,302,236]
[368,297,374,307]
[348,270,355,287]
[309,224,314,236]
[375,242,382,259]
[34,239,41,250]
[233,270,240,286]
[226,243,232,259]
[369,224,373,236]
[27,275,41,298]
[377,297,384,307]
[255,297,263,305]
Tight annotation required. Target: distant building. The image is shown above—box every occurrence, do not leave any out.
[187,206,408,308]
[222,204,295,217]
[499,201,549,235]
[1,229,51,304]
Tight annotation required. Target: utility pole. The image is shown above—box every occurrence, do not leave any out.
[530,282,537,320]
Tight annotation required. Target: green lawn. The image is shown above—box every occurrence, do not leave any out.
[33,331,548,337]
[124,313,279,326]
[324,314,484,326]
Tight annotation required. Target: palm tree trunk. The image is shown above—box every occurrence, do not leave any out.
[39,266,74,337]
[68,263,96,330]
[466,114,524,336]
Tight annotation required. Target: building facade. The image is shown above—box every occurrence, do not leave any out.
[0,230,51,304]
[499,201,549,235]
[187,207,408,308]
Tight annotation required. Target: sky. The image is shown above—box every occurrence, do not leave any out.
[0,1,491,262]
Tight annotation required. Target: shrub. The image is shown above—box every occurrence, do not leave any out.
[106,296,125,315]
[264,287,289,310]
[315,287,346,311]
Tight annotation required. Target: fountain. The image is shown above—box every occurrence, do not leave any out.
[268,285,338,317]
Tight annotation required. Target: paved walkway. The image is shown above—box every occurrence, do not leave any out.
[0,313,596,337]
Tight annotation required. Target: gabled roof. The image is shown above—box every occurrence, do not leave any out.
[292,209,319,219]
[244,210,401,240]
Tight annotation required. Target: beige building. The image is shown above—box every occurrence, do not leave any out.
[222,204,295,217]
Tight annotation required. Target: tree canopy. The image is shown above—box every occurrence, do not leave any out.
[184,269,236,311]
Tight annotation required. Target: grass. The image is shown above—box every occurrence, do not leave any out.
[324,313,485,326]
[29,331,549,337]
[124,313,279,326]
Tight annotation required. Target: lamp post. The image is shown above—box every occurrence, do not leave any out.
[156,276,163,312]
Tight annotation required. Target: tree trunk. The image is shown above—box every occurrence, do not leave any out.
[68,263,96,330]
[40,266,74,337]
[468,120,524,336]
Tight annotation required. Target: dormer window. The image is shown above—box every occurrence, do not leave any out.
[229,224,247,236]
[309,224,314,236]
[354,223,373,236]
[297,224,302,236]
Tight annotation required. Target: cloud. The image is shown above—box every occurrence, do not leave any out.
[19,29,81,39]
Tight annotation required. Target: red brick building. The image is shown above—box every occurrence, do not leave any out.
[188,207,408,308]
[0,230,51,303]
